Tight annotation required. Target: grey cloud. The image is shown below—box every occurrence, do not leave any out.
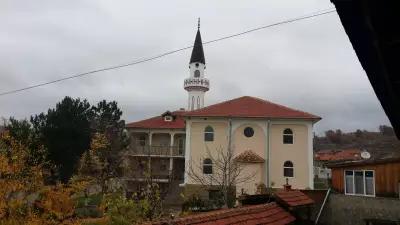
[0,0,390,134]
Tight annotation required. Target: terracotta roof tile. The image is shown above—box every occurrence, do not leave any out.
[274,190,314,208]
[184,96,321,120]
[315,148,362,161]
[150,203,295,225]
[126,110,185,129]
[235,150,265,163]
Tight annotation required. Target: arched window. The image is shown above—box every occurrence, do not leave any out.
[283,128,294,144]
[203,158,213,174]
[194,70,200,78]
[283,161,294,177]
[204,126,214,142]
[197,96,201,109]
[191,96,195,110]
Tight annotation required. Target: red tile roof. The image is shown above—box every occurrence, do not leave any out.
[315,148,362,161]
[151,203,295,225]
[235,150,265,163]
[184,96,321,120]
[274,190,314,208]
[126,110,185,129]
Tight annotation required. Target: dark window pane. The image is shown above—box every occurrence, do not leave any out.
[365,171,373,177]
[345,174,354,194]
[365,177,374,195]
[205,126,214,132]
[203,158,212,164]
[355,171,364,194]
[203,165,212,174]
[284,168,293,177]
[284,161,293,167]
[283,135,293,144]
[345,170,354,176]
[283,128,293,134]
[204,132,214,141]
[244,127,254,137]
[194,70,200,77]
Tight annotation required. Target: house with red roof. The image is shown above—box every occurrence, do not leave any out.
[124,24,321,203]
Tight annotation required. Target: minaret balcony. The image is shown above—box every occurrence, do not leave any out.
[184,78,210,91]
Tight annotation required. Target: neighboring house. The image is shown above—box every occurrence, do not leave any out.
[125,25,321,201]
[124,110,186,197]
[328,152,400,198]
[314,148,362,180]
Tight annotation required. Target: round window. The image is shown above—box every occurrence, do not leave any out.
[244,127,254,137]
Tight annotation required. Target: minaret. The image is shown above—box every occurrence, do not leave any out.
[184,19,210,111]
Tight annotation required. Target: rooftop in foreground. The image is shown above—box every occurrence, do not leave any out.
[150,203,295,225]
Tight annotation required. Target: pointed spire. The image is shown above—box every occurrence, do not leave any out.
[198,18,200,30]
[190,18,205,64]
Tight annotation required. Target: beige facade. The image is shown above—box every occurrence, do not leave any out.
[184,118,315,196]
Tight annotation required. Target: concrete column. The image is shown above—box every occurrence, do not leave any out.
[169,133,175,177]
[148,132,153,173]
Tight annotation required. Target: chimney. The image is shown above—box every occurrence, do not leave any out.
[283,178,292,191]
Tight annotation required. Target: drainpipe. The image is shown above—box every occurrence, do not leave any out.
[266,120,271,188]
[227,118,232,204]
[228,118,232,153]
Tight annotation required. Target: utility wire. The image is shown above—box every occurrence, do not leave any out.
[0,8,336,97]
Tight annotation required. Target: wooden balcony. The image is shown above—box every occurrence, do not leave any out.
[126,145,185,157]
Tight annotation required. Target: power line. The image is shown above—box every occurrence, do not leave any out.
[0,8,336,97]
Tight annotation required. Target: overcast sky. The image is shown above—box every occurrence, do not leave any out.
[0,0,391,135]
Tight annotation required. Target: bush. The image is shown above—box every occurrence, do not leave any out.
[75,207,103,218]
[102,193,142,225]
[182,195,219,212]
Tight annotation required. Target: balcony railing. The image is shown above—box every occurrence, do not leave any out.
[184,78,210,91]
[127,145,185,157]
[122,172,184,183]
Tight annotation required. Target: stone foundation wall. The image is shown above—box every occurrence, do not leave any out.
[319,193,400,225]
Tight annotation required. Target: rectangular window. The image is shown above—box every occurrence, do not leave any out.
[365,171,374,196]
[204,133,214,142]
[283,135,293,144]
[284,167,294,177]
[354,171,364,194]
[344,170,375,196]
[345,170,354,194]
[203,165,212,174]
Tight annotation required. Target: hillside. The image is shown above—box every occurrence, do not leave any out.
[314,126,400,156]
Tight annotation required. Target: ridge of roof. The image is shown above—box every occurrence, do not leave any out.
[150,202,295,225]
[274,189,314,208]
[126,110,186,129]
[235,150,265,163]
[184,96,321,120]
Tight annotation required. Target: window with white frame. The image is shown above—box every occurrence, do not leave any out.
[283,128,294,144]
[283,161,294,177]
[203,158,213,174]
[344,170,375,196]
[204,126,214,142]
[164,115,173,121]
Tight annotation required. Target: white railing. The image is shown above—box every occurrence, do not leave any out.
[184,78,210,90]
[127,145,185,157]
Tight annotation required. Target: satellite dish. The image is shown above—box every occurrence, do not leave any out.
[361,151,371,159]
